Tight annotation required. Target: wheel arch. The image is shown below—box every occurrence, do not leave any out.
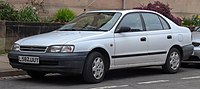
[170,45,183,60]
[87,47,111,71]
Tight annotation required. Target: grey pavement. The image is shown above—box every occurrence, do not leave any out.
[0,54,26,77]
[1,66,200,89]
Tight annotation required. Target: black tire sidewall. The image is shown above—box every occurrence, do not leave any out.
[163,48,181,73]
[83,52,106,83]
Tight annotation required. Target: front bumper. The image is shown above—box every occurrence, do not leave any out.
[8,51,88,74]
[193,46,200,59]
[182,46,200,63]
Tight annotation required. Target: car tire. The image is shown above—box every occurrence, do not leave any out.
[162,48,181,73]
[27,71,46,79]
[83,52,106,83]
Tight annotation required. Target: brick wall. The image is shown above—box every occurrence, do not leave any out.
[0,21,64,51]
[0,21,6,52]
[4,0,200,18]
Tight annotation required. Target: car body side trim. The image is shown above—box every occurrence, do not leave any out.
[112,51,167,58]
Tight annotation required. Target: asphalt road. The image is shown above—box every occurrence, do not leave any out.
[1,65,200,89]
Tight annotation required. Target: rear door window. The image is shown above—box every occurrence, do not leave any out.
[142,13,163,31]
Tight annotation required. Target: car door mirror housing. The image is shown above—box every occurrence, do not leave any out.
[116,26,131,33]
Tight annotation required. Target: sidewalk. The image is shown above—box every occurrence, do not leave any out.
[0,54,26,77]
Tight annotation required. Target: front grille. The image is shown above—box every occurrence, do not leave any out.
[20,46,47,53]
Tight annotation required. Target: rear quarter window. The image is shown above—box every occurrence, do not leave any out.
[159,16,171,30]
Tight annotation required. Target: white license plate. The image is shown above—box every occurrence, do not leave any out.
[18,56,39,64]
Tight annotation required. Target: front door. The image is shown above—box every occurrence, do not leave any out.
[113,13,149,65]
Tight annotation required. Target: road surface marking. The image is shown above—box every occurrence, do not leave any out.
[90,85,128,89]
[138,80,169,85]
[0,75,30,80]
[181,76,200,80]
[0,73,61,80]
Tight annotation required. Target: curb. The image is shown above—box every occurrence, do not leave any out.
[0,54,27,77]
[0,70,27,77]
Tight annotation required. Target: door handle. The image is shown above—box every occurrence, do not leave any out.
[167,35,172,39]
[140,37,146,41]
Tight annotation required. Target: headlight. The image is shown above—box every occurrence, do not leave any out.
[49,46,62,52]
[12,43,20,51]
[48,45,74,53]
[61,46,75,52]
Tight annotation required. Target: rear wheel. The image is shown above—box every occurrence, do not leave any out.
[162,48,181,73]
[27,71,46,79]
[83,52,106,83]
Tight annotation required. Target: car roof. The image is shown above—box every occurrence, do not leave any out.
[87,9,179,29]
[87,9,158,14]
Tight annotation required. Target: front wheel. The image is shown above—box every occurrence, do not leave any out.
[162,48,181,73]
[83,52,106,83]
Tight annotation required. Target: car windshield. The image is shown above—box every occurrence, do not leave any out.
[195,27,200,32]
[58,12,121,31]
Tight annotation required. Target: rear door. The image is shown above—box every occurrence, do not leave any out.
[141,13,173,62]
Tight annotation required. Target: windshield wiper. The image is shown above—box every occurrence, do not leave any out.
[59,28,79,31]
[59,28,107,32]
[82,28,108,32]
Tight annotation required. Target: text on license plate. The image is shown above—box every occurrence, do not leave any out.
[18,56,39,64]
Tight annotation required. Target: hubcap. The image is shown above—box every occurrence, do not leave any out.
[169,52,180,70]
[92,57,104,79]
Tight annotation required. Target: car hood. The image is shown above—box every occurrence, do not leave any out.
[16,31,103,46]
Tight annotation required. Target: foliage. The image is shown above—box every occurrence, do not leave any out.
[182,15,200,27]
[134,1,181,25]
[17,6,39,22]
[0,1,39,22]
[26,0,46,14]
[0,1,76,23]
[0,50,6,55]
[0,0,18,21]
[40,16,53,23]
[54,8,76,23]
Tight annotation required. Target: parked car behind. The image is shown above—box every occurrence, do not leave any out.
[182,27,200,64]
[8,10,193,83]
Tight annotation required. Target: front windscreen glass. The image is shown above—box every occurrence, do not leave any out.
[58,12,121,31]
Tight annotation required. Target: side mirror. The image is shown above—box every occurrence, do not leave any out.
[116,26,131,33]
